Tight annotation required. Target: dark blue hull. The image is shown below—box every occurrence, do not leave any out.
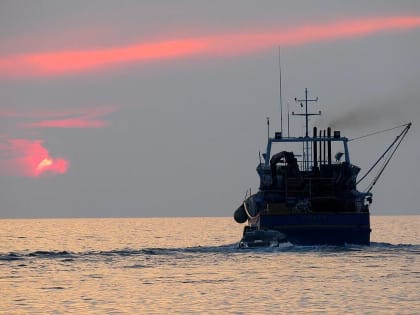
[259,212,371,245]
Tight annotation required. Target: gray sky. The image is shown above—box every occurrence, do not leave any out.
[1,1,419,218]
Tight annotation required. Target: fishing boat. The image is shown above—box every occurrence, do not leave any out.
[233,88,411,247]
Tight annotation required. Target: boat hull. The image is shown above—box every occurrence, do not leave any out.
[258,212,370,245]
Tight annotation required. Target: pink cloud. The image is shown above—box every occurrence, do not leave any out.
[0,106,116,177]
[0,139,69,177]
[1,105,117,129]
[26,106,116,128]
[0,16,419,77]
[28,118,107,128]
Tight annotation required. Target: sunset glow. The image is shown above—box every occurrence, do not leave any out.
[0,139,69,177]
[0,107,115,177]
[37,158,53,169]
[28,117,108,128]
[5,105,118,129]
[0,16,419,77]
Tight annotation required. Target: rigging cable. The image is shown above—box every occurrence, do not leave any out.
[365,124,411,193]
[349,123,410,142]
[355,123,411,188]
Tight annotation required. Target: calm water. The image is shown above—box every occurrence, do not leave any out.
[0,216,419,314]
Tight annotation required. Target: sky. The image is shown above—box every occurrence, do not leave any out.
[1,0,420,218]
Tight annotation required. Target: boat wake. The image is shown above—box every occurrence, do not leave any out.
[1,242,418,263]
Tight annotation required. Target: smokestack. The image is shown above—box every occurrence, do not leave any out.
[323,129,326,165]
[327,127,332,165]
[313,126,318,168]
[319,130,322,165]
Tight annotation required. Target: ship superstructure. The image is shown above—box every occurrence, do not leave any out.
[234,88,411,247]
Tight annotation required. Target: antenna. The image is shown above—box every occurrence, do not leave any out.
[278,47,283,134]
[266,117,270,140]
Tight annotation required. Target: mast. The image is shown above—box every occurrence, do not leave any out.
[293,88,321,170]
[293,88,320,137]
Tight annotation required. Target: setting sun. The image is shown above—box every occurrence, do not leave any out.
[0,139,69,177]
[36,158,53,170]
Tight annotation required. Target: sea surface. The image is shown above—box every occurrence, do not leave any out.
[0,216,418,314]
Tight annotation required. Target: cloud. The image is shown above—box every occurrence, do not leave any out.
[0,138,69,177]
[0,39,208,77]
[0,16,419,77]
[0,105,117,129]
[0,106,117,177]
[27,117,107,128]
[23,106,117,129]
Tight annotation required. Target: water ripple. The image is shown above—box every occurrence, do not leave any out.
[1,242,418,264]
